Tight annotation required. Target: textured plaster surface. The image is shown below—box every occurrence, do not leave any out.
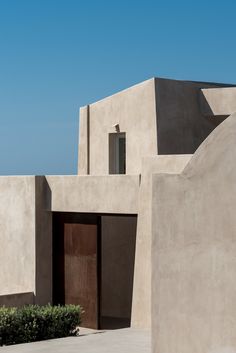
[78,77,231,175]
[154,78,229,155]
[78,78,157,175]
[131,155,191,329]
[0,177,35,296]
[201,87,236,116]
[152,113,236,353]
[78,105,89,175]
[46,175,139,214]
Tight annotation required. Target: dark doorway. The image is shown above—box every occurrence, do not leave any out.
[100,215,137,329]
[53,213,137,330]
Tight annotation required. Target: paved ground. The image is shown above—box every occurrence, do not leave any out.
[0,328,151,353]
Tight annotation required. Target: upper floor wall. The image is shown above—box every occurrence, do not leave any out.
[78,78,157,175]
[78,77,234,175]
[154,78,232,155]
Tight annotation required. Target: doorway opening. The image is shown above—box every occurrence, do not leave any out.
[53,213,137,329]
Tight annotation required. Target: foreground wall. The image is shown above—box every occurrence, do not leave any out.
[0,176,52,306]
[131,155,191,328]
[0,177,36,304]
[152,113,236,353]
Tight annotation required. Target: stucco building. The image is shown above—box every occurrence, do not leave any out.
[1,77,236,352]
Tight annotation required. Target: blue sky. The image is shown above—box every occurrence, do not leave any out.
[0,0,235,175]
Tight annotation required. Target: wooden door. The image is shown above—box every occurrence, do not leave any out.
[64,223,98,328]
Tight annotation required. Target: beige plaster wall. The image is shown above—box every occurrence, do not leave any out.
[0,176,52,306]
[46,175,139,214]
[152,113,236,353]
[78,105,89,175]
[101,215,137,319]
[131,155,191,329]
[201,87,236,116]
[0,176,35,297]
[78,78,157,175]
[78,78,231,176]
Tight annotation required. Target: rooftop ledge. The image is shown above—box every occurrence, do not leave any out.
[200,87,236,116]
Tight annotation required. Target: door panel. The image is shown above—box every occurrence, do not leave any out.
[64,223,98,329]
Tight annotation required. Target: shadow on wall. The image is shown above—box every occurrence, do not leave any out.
[154,78,229,155]
[35,176,53,306]
[199,90,228,126]
[0,292,35,307]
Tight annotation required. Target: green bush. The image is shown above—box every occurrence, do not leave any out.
[0,304,82,346]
